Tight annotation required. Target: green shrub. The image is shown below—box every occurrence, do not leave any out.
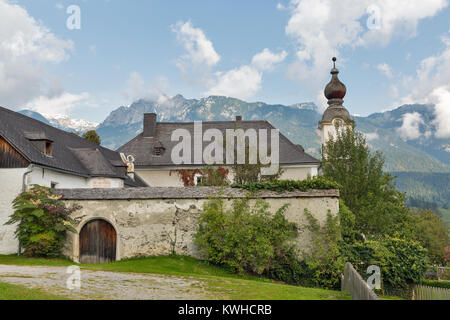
[267,254,313,287]
[421,280,450,289]
[268,202,356,289]
[5,185,80,257]
[338,199,358,243]
[370,237,428,290]
[194,197,298,275]
[301,209,345,289]
[231,176,341,193]
[409,209,450,265]
[345,236,428,298]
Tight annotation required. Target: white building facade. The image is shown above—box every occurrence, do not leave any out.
[0,107,142,254]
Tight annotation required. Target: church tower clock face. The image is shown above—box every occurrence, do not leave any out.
[333,119,344,127]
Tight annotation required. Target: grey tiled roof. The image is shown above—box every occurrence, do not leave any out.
[117,120,319,166]
[0,106,127,179]
[124,174,149,188]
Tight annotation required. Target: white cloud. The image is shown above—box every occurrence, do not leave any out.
[0,0,74,108]
[123,71,146,102]
[206,66,262,99]
[429,86,450,139]
[171,21,286,99]
[396,32,450,139]
[284,0,447,97]
[396,112,424,141]
[123,71,170,103]
[25,92,90,115]
[390,84,399,98]
[206,49,287,99]
[171,20,220,84]
[251,48,288,71]
[401,34,450,104]
[377,63,393,78]
[364,132,380,141]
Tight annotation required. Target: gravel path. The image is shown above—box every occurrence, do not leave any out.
[0,264,211,300]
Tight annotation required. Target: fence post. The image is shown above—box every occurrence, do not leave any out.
[341,262,379,300]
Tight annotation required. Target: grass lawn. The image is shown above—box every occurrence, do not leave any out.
[0,254,74,267]
[0,254,350,300]
[0,281,67,300]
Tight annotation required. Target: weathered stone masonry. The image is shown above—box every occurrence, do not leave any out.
[58,187,339,263]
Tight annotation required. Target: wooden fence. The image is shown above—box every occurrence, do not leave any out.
[341,262,379,300]
[413,285,450,300]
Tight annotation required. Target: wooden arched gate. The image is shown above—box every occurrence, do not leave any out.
[79,219,117,264]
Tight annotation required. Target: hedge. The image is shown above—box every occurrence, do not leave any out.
[421,280,450,289]
[231,177,341,193]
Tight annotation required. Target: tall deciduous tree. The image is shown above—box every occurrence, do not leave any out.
[321,125,410,236]
[82,130,101,145]
[410,209,450,265]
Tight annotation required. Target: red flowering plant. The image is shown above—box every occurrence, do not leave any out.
[5,185,81,257]
[170,169,204,186]
[170,166,229,187]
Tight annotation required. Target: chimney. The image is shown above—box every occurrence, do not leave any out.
[235,115,242,121]
[143,113,157,137]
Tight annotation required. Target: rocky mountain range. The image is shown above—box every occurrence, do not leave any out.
[18,110,98,133]
[19,94,450,207]
[95,95,449,172]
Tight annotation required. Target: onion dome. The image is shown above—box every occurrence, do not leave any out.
[319,57,353,128]
[324,57,347,106]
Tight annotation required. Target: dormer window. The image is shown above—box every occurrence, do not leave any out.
[153,141,165,156]
[24,131,53,156]
[45,141,53,156]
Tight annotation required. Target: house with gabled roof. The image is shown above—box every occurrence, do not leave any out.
[0,106,147,254]
[117,114,320,187]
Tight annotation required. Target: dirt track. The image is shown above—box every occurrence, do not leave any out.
[0,264,210,300]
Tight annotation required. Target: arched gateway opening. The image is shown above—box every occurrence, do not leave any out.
[79,219,117,264]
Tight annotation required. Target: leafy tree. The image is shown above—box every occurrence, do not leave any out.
[231,147,284,184]
[82,130,101,145]
[350,237,428,298]
[5,185,80,257]
[321,125,410,236]
[409,209,450,265]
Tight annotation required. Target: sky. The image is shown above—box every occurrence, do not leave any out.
[1,0,450,128]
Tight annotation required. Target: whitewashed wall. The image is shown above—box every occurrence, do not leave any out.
[28,166,89,189]
[137,165,318,187]
[28,167,124,189]
[0,168,26,254]
[0,166,124,254]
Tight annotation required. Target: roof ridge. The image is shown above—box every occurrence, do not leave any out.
[0,106,118,155]
[156,120,269,125]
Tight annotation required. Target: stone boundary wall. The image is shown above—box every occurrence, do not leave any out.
[58,187,339,263]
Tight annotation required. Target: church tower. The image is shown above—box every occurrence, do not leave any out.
[318,57,354,149]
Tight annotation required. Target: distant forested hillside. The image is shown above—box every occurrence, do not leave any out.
[392,172,450,207]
